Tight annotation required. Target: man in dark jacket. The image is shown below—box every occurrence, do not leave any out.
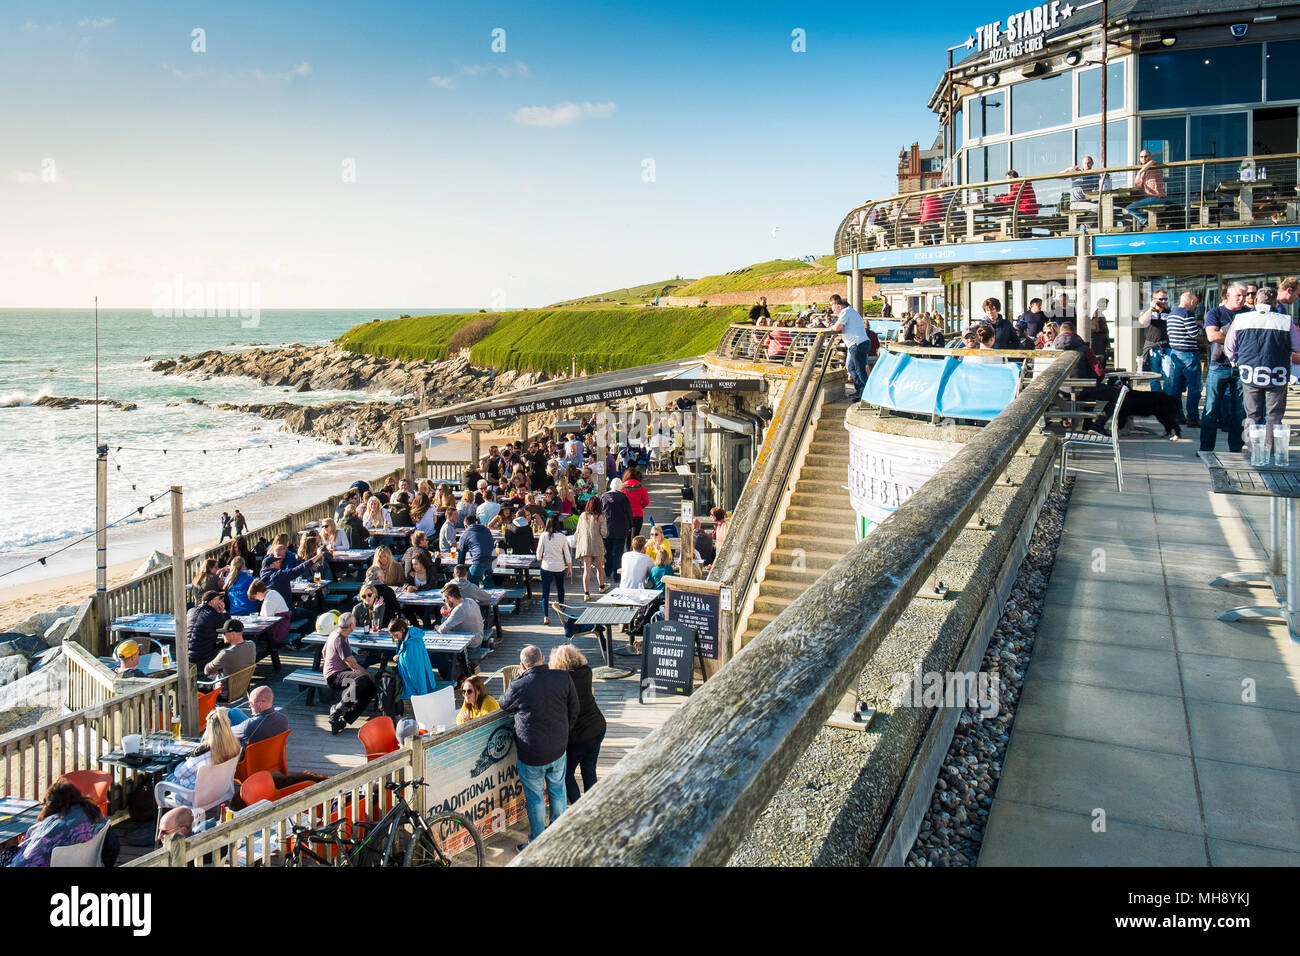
[499,645,578,845]
[600,479,634,582]
[186,590,229,672]
[456,515,496,586]
[261,550,321,608]
[1052,320,1104,383]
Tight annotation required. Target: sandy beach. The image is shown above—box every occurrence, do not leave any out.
[0,428,518,630]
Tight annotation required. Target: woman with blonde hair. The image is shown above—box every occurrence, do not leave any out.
[370,545,406,588]
[223,557,257,615]
[649,548,673,590]
[321,517,349,552]
[457,489,476,525]
[362,495,389,531]
[646,524,673,564]
[549,645,606,804]
[157,706,240,796]
[455,674,500,724]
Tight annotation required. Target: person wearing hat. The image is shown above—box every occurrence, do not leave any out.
[1012,319,1036,350]
[114,640,145,678]
[204,618,256,686]
[186,589,229,674]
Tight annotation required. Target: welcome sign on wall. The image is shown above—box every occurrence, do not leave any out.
[847,426,963,539]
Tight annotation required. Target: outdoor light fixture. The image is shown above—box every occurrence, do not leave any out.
[983,72,1000,88]
[1064,49,1083,66]
[1021,61,1048,78]
[1161,31,1177,46]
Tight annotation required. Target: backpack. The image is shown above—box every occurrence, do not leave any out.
[374,671,401,719]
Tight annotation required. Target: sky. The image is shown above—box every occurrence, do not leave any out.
[1,1,980,309]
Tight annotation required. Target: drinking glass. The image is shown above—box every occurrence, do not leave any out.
[171,716,182,741]
[1274,424,1291,467]
[1248,425,1270,466]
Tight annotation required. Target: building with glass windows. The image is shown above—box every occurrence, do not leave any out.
[836,0,1300,370]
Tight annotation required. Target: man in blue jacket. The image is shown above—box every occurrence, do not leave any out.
[1201,283,1250,454]
[500,645,578,849]
[456,514,496,587]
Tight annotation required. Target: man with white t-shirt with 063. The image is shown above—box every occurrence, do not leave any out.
[830,294,870,401]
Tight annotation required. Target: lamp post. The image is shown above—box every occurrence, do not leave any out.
[1100,0,1109,169]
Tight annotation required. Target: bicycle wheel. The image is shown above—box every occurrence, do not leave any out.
[404,812,484,867]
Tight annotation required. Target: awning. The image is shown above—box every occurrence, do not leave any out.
[403,357,765,435]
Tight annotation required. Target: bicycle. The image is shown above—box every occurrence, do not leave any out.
[286,778,484,867]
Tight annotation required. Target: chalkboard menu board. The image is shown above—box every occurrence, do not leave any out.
[640,620,697,702]
[665,585,720,660]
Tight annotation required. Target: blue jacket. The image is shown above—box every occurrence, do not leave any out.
[225,571,257,616]
[499,664,578,766]
[1229,310,1294,386]
[262,557,315,606]
[457,524,495,566]
[394,627,440,700]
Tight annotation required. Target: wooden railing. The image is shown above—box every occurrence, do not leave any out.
[0,675,179,815]
[63,638,119,714]
[129,746,414,867]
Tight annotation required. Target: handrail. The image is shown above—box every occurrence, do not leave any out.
[709,331,833,654]
[515,350,1078,866]
[0,673,180,815]
[715,324,839,369]
[835,151,1300,256]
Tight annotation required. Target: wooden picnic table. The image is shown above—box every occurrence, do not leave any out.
[302,630,475,680]
[395,587,509,636]
[111,613,279,640]
[1199,450,1300,643]
[0,798,42,845]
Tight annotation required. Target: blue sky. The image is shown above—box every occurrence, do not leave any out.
[1,1,976,308]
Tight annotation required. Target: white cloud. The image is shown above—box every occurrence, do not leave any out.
[510,101,615,127]
[429,61,528,89]
[78,17,114,28]
[162,61,313,82]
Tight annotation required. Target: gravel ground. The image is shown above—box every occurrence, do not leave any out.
[905,478,1073,867]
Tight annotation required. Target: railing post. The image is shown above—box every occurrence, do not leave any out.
[171,487,197,738]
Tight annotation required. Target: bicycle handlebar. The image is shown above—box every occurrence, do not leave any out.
[385,778,429,793]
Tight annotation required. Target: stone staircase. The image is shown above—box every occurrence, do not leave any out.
[739,399,857,646]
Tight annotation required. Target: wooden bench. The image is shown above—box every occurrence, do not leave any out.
[283,669,332,706]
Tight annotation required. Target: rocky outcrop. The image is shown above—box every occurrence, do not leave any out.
[34,396,137,411]
[151,346,553,452]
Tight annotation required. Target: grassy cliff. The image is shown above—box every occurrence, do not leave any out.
[338,306,749,375]
[672,256,840,296]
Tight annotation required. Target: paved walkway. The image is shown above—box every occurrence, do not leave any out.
[979,429,1300,866]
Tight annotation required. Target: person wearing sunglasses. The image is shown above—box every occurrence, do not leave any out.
[1138,290,1171,378]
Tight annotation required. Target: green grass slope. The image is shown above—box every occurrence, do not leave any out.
[549,277,693,308]
[673,256,840,296]
[338,306,749,375]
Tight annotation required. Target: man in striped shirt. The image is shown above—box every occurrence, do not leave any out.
[1163,291,1203,427]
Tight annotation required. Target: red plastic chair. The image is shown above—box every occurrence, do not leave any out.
[60,770,111,819]
[357,717,398,762]
[235,730,290,781]
[197,688,219,726]
[240,770,314,806]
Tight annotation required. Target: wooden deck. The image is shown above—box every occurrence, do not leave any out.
[141,472,694,863]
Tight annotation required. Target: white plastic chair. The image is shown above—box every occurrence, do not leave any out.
[154,755,239,824]
[411,686,457,732]
[1059,384,1127,491]
[50,823,109,867]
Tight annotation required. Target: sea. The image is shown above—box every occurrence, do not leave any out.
[0,308,466,569]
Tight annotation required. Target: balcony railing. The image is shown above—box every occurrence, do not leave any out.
[835,153,1300,257]
[716,325,843,369]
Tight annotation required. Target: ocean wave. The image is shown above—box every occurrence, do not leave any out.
[0,388,52,407]
[0,448,367,553]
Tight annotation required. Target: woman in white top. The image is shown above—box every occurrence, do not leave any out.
[362,496,389,531]
[534,515,572,626]
[321,517,349,552]
[157,706,240,795]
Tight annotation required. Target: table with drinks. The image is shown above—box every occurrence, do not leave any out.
[302,629,474,680]
[291,578,328,613]
[1200,430,1300,643]
[99,731,202,775]
[395,587,510,636]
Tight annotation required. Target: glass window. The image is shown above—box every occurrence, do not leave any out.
[1141,116,1187,164]
[1011,72,1071,134]
[1075,119,1130,170]
[969,92,1005,139]
[1189,112,1247,160]
[1138,45,1263,110]
[1077,62,1125,117]
[954,107,964,150]
[1010,129,1073,181]
[968,142,1008,186]
[1266,40,1300,102]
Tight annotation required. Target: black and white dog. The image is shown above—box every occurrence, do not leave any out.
[1088,384,1183,440]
